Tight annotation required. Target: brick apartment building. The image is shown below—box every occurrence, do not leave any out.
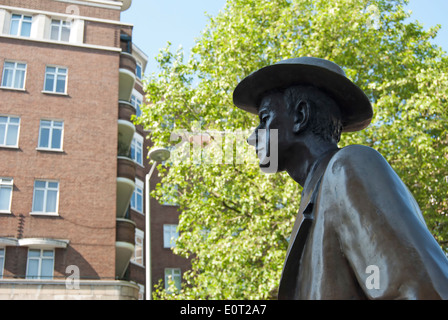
[0,0,189,300]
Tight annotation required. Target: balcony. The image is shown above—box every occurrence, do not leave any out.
[115,218,136,279]
[121,0,132,11]
[118,100,136,156]
[116,156,136,218]
[0,279,139,300]
[119,52,136,101]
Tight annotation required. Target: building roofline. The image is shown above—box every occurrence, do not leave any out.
[0,4,134,27]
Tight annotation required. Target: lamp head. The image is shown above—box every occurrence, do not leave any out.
[148,147,171,162]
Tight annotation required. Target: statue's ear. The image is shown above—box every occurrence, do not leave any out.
[293,100,310,134]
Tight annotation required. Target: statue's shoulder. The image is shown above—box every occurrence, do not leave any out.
[327,144,388,176]
[334,144,383,160]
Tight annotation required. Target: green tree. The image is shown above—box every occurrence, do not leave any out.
[136,0,448,299]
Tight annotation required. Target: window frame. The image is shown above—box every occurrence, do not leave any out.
[131,228,144,266]
[135,61,143,80]
[131,90,143,118]
[0,177,13,214]
[37,119,64,152]
[1,61,27,90]
[43,65,68,95]
[25,248,55,280]
[31,180,60,216]
[130,179,144,214]
[0,115,20,148]
[163,224,179,249]
[9,13,32,37]
[130,133,143,167]
[164,268,181,292]
[50,19,71,42]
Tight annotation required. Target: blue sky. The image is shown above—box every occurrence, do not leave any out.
[121,0,448,76]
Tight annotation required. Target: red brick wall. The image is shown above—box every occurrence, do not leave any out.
[2,0,121,20]
[84,21,121,48]
[0,37,120,280]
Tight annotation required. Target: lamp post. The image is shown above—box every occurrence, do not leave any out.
[145,147,170,300]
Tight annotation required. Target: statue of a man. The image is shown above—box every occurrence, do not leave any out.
[233,57,448,299]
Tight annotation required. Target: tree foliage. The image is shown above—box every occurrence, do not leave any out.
[136,0,448,299]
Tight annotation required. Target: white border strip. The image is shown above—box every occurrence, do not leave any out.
[54,0,122,11]
[0,34,122,52]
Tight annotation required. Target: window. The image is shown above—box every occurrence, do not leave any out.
[130,179,144,213]
[0,248,4,279]
[163,224,179,249]
[26,249,54,279]
[164,268,181,292]
[0,116,20,148]
[136,61,142,80]
[130,134,143,166]
[1,61,27,90]
[32,180,59,215]
[131,92,142,118]
[44,66,67,94]
[132,229,144,266]
[163,184,179,206]
[38,120,63,151]
[10,14,32,37]
[0,178,13,213]
[50,19,70,42]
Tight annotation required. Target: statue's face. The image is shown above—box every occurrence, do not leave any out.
[247,92,293,173]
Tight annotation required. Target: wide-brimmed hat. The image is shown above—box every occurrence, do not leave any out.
[232,57,373,132]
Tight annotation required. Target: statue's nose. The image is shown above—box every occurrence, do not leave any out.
[247,130,256,147]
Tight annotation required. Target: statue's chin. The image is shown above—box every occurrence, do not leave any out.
[259,162,280,174]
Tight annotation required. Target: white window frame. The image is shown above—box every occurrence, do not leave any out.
[43,66,68,94]
[130,133,143,166]
[0,178,13,214]
[10,13,32,37]
[25,248,54,280]
[50,19,71,42]
[0,115,20,148]
[135,60,143,80]
[1,61,27,90]
[131,228,144,266]
[163,224,179,249]
[131,90,143,118]
[37,119,64,151]
[0,248,5,279]
[164,268,181,292]
[31,180,59,216]
[130,178,144,214]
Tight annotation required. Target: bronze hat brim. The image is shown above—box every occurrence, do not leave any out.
[232,60,373,132]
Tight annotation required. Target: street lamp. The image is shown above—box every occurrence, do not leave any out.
[145,147,170,300]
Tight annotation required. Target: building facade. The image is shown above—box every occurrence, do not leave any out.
[0,0,189,300]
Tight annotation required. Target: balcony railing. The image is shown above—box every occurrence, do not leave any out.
[118,100,136,156]
[119,52,137,74]
[115,218,136,279]
[116,156,136,218]
[116,218,136,244]
[119,53,136,101]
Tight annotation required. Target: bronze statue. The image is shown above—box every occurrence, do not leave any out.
[233,57,448,299]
